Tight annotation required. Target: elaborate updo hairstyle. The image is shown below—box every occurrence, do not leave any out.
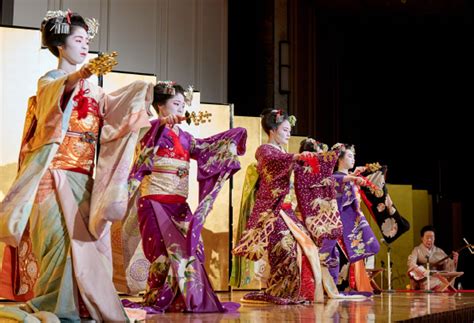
[332,143,355,170]
[299,138,327,153]
[152,82,185,114]
[41,12,89,57]
[260,108,289,135]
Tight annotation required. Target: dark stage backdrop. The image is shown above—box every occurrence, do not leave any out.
[229,0,474,288]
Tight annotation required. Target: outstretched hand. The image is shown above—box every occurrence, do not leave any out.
[344,174,366,186]
[64,64,94,94]
[78,64,93,79]
[353,166,367,175]
[293,151,314,161]
[160,114,187,126]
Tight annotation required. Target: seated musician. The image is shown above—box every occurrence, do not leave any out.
[407,225,459,290]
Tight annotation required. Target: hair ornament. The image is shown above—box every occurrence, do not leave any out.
[184,85,194,106]
[156,80,176,95]
[42,9,99,39]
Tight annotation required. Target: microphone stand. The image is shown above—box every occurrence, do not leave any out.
[386,241,395,293]
[380,260,385,290]
[425,255,433,293]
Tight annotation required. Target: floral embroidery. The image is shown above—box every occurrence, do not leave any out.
[381,217,398,238]
[271,187,284,198]
[167,243,198,298]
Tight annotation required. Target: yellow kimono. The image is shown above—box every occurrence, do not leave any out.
[0,69,152,321]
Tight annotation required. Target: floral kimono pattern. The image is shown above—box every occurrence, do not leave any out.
[0,69,152,321]
[119,119,246,313]
[233,144,326,304]
[294,149,343,284]
[333,171,380,263]
[359,165,410,244]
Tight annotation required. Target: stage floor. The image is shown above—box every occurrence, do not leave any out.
[2,291,474,322]
[142,291,474,322]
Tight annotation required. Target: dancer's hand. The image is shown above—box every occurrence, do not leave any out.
[293,151,313,160]
[345,175,365,186]
[355,176,366,186]
[160,114,186,126]
[353,166,367,175]
[65,64,93,94]
[78,64,93,79]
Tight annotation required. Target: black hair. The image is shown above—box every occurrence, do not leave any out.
[334,143,355,171]
[152,83,185,112]
[420,225,436,237]
[299,138,325,153]
[260,108,289,135]
[41,13,89,57]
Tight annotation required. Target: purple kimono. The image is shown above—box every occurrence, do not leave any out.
[123,119,246,313]
[333,171,380,263]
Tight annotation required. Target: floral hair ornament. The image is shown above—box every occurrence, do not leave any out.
[156,80,176,95]
[320,142,329,152]
[307,137,317,145]
[84,17,99,39]
[331,143,355,154]
[184,85,194,106]
[43,9,72,35]
[288,115,297,127]
[306,138,328,152]
[331,143,343,151]
[42,9,99,40]
[272,109,285,124]
[270,109,297,127]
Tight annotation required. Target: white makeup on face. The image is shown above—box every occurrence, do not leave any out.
[59,27,90,66]
[158,93,185,117]
[343,150,355,169]
[271,120,291,146]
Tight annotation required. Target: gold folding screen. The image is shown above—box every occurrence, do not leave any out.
[1,26,431,294]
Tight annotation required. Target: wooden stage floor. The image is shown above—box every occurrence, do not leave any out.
[141,291,474,322]
[2,291,474,322]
